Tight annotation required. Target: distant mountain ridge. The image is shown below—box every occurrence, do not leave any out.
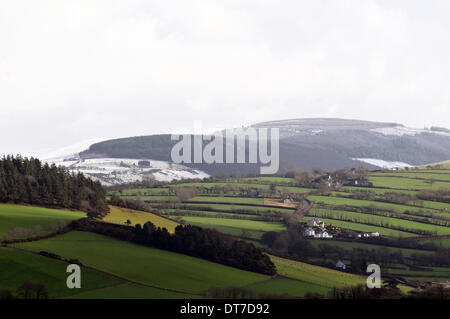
[75,118,450,179]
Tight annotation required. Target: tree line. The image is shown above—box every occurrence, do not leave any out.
[0,155,108,217]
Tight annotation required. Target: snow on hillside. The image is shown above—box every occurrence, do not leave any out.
[353,158,412,169]
[371,126,450,137]
[47,157,209,185]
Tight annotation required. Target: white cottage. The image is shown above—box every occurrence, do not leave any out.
[336,260,346,270]
[304,228,315,237]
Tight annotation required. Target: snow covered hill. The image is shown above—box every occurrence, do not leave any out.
[40,118,450,183]
[45,157,209,186]
[40,139,209,185]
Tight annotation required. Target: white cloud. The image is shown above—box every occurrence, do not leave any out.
[0,0,450,155]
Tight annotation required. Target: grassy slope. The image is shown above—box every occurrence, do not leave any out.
[245,278,330,297]
[309,195,439,214]
[15,231,268,293]
[308,208,450,235]
[0,204,85,239]
[174,202,295,213]
[103,206,179,233]
[369,176,450,190]
[418,160,450,169]
[181,216,286,232]
[66,283,199,299]
[270,255,365,288]
[244,255,367,297]
[0,247,122,298]
[308,240,433,257]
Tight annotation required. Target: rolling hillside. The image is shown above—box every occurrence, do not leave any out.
[0,204,85,240]
[74,119,450,180]
[111,165,450,284]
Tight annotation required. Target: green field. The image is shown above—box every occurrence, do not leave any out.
[188,196,265,205]
[0,248,122,298]
[179,222,267,240]
[308,208,450,236]
[15,231,269,293]
[0,204,86,240]
[245,278,329,297]
[176,202,295,213]
[308,240,433,257]
[418,238,450,249]
[67,283,199,299]
[372,172,450,182]
[181,216,286,232]
[270,255,365,288]
[309,195,439,214]
[369,176,450,190]
[303,216,415,237]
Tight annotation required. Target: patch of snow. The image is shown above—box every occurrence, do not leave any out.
[46,157,209,185]
[371,126,450,137]
[352,158,413,169]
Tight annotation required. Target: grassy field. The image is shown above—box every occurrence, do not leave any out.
[303,216,415,237]
[15,231,269,293]
[67,283,199,299]
[245,278,329,297]
[419,238,450,249]
[308,208,450,236]
[270,255,365,288]
[369,176,450,190]
[309,195,439,214]
[0,204,85,239]
[372,172,450,182]
[168,202,294,213]
[188,196,266,205]
[308,240,433,257]
[0,248,122,298]
[418,160,450,169]
[181,216,286,232]
[103,206,179,233]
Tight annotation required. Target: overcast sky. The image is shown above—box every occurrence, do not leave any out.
[1,0,450,156]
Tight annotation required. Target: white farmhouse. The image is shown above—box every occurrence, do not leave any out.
[307,218,325,229]
[336,260,346,270]
[314,231,333,239]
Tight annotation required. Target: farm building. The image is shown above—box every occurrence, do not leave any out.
[283,197,297,204]
[307,218,325,229]
[344,178,373,187]
[314,231,333,239]
[358,232,380,238]
[304,227,333,239]
[336,260,346,270]
[304,228,315,237]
